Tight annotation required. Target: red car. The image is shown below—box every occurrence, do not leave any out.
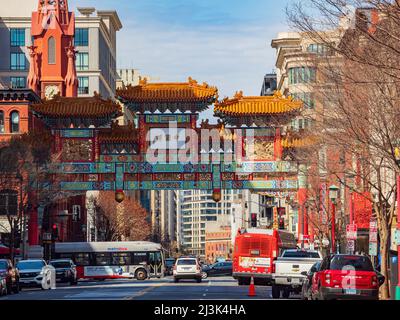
[0,259,20,294]
[311,254,380,300]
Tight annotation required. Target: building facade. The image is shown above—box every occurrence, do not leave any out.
[205,218,231,264]
[0,4,121,99]
[176,190,259,258]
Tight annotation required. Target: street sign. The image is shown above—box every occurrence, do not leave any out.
[369,220,378,256]
[42,233,52,241]
[347,240,355,253]
[346,224,358,240]
[369,242,378,256]
[396,230,400,246]
[259,218,269,227]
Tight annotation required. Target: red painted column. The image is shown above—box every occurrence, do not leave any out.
[297,203,303,245]
[28,203,39,246]
[349,193,354,224]
[304,206,309,241]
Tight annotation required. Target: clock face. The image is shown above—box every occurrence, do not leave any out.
[44,85,60,99]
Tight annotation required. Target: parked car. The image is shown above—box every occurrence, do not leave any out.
[165,258,176,276]
[272,249,323,299]
[0,275,7,296]
[201,261,233,279]
[173,257,202,283]
[49,259,78,285]
[0,259,20,294]
[16,260,49,289]
[301,261,321,300]
[311,254,381,300]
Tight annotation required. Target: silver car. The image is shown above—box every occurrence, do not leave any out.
[173,257,202,283]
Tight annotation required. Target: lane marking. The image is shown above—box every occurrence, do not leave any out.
[124,283,164,300]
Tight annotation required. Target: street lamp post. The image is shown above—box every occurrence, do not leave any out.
[329,185,339,254]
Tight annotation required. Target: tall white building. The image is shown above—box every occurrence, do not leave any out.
[176,190,260,258]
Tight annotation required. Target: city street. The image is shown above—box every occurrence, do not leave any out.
[0,277,300,300]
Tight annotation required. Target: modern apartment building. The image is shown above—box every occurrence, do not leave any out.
[0,3,122,99]
[150,190,177,243]
[260,73,277,96]
[176,190,260,258]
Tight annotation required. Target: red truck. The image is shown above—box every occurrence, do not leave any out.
[311,254,381,300]
[233,228,297,286]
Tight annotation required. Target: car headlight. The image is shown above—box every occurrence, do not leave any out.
[39,270,44,276]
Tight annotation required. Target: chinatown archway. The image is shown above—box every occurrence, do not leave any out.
[26,78,307,248]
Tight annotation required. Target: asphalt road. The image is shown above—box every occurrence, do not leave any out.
[0,276,302,300]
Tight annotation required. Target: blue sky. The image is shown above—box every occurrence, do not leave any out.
[70,0,292,98]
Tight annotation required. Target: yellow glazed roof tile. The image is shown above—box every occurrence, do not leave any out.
[117,77,218,103]
[214,91,303,116]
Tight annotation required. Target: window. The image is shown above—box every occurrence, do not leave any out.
[112,253,131,266]
[10,53,26,70]
[0,190,18,216]
[74,253,90,266]
[292,92,315,109]
[330,255,374,271]
[133,252,148,265]
[288,67,316,85]
[95,253,112,266]
[307,43,333,56]
[0,111,4,133]
[78,77,89,94]
[48,37,56,64]
[75,28,89,46]
[76,52,89,71]
[10,77,26,89]
[10,111,19,133]
[10,28,25,46]
[282,250,320,258]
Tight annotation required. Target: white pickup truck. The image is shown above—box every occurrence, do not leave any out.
[272,249,323,299]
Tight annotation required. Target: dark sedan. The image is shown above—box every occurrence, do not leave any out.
[201,261,233,279]
[301,261,321,300]
[49,259,78,285]
[165,258,176,276]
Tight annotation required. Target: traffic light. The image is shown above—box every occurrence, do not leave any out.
[51,224,59,241]
[251,214,257,228]
[279,217,285,230]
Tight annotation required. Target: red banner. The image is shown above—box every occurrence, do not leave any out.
[353,192,372,229]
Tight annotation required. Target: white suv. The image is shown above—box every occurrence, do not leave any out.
[17,260,50,289]
[173,257,202,283]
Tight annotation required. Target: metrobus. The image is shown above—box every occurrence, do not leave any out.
[233,229,297,286]
[54,242,165,281]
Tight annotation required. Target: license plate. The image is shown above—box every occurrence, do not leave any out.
[292,278,300,284]
[345,289,358,295]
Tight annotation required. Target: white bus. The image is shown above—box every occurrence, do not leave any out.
[54,242,164,281]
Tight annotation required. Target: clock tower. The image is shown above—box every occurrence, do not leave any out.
[28,0,78,99]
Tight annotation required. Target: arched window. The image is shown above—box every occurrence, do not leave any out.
[10,111,19,133]
[48,37,56,64]
[0,111,4,133]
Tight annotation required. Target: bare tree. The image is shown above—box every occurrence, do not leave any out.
[285,0,400,299]
[90,192,151,242]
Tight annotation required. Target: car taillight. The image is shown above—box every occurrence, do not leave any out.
[372,276,378,287]
[325,273,331,286]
